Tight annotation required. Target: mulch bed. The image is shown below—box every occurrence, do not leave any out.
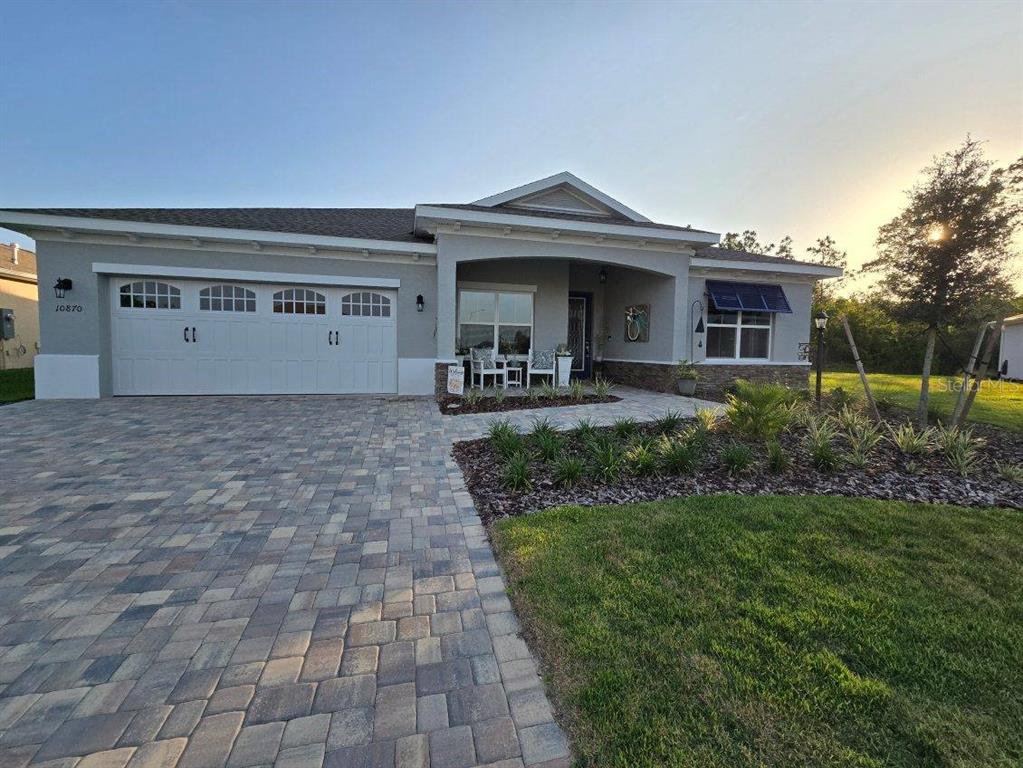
[438,393,621,415]
[453,419,1023,523]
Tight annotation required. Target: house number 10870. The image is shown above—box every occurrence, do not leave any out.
[55,304,83,312]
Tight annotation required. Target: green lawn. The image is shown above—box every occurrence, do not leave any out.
[819,371,1023,431]
[493,496,1023,768]
[0,367,33,404]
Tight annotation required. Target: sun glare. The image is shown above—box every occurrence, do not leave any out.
[926,223,947,242]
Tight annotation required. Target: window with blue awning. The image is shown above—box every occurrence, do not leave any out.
[706,281,792,313]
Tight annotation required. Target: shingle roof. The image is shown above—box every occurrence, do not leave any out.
[421,203,715,234]
[2,208,427,243]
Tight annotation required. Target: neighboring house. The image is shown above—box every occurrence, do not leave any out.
[0,172,841,399]
[0,242,39,370]
[1000,314,1023,381]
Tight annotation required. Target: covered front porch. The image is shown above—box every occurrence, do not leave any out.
[436,251,687,389]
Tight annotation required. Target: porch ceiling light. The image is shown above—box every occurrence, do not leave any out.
[416,294,425,312]
[53,277,73,299]
[599,268,607,284]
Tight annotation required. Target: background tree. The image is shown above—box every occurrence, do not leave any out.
[719,230,793,258]
[805,235,848,307]
[862,138,1022,425]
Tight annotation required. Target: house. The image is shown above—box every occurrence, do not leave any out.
[0,172,841,399]
[1000,314,1023,381]
[0,242,39,370]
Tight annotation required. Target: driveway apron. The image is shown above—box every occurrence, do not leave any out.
[0,389,710,767]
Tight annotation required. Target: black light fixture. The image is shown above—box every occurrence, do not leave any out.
[53,278,73,299]
[814,310,829,406]
[416,294,424,312]
[598,268,607,284]
[690,299,705,353]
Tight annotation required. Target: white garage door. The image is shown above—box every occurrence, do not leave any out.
[110,278,398,395]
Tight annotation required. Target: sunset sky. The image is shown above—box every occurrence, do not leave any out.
[1,0,1021,292]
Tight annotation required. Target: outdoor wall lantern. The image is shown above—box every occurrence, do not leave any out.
[598,268,607,284]
[814,310,829,406]
[416,294,425,312]
[53,278,73,299]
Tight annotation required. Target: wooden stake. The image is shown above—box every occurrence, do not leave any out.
[841,315,881,423]
[951,323,989,426]
[916,325,937,429]
[956,319,1003,428]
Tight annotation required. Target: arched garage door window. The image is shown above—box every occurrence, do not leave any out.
[119,281,181,309]
[341,291,391,317]
[200,285,256,312]
[273,288,325,315]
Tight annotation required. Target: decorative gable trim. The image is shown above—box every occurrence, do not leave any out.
[471,171,651,222]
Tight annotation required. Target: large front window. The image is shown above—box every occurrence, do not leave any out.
[458,289,533,354]
[706,310,771,359]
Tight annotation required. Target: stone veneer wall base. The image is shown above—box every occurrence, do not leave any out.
[599,360,808,401]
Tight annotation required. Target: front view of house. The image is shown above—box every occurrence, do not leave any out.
[0,173,841,399]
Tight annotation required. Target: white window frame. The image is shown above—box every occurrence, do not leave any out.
[705,309,772,361]
[457,288,534,355]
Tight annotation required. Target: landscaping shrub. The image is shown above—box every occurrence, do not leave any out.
[889,423,932,455]
[625,441,658,476]
[935,427,985,477]
[725,379,792,440]
[592,376,616,398]
[574,418,598,442]
[612,417,638,439]
[501,451,532,492]
[539,381,559,399]
[552,455,585,487]
[657,432,702,475]
[721,440,754,476]
[568,379,585,402]
[464,388,484,406]
[766,439,791,473]
[845,422,883,468]
[654,409,684,435]
[694,407,720,434]
[530,417,557,442]
[492,387,506,404]
[488,420,524,459]
[589,439,625,482]
[525,387,542,404]
[834,404,870,433]
[806,417,842,472]
[996,461,1023,484]
[534,431,565,463]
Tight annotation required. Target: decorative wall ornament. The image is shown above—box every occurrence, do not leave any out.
[624,304,649,343]
[798,342,811,361]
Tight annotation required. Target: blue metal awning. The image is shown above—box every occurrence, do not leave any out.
[706,280,792,313]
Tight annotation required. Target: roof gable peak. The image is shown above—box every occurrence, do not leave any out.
[470,171,650,223]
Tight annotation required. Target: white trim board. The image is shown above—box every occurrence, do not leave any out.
[416,205,718,245]
[456,281,537,293]
[92,263,400,288]
[0,211,436,255]
[471,172,652,223]
[690,258,842,278]
[601,358,811,367]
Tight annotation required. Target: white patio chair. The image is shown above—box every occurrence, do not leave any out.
[470,348,507,390]
[526,349,556,387]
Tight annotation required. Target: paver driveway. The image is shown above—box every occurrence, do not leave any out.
[0,390,711,768]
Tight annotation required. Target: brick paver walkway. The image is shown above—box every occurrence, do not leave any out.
[0,388,714,768]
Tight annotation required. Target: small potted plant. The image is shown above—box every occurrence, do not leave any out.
[675,359,699,396]
[555,344,574,387]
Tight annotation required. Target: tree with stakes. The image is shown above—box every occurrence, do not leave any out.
[863,138,1022,428]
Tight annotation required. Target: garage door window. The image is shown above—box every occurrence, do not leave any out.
[119,281,181,309]
[341,291,391,317]
[200,285,256,312]
[273,288,325,315]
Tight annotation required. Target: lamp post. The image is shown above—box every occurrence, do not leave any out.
[814,310,829,406]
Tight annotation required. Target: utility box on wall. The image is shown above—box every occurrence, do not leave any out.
[0,308,14,340]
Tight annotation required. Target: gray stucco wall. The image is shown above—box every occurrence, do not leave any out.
[602,266,677,363]
[35,239,437,394]
[436,233,690,362]
[685,275,813,364]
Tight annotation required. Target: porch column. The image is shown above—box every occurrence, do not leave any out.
[436,250,457,359]
[671,263,689,362]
